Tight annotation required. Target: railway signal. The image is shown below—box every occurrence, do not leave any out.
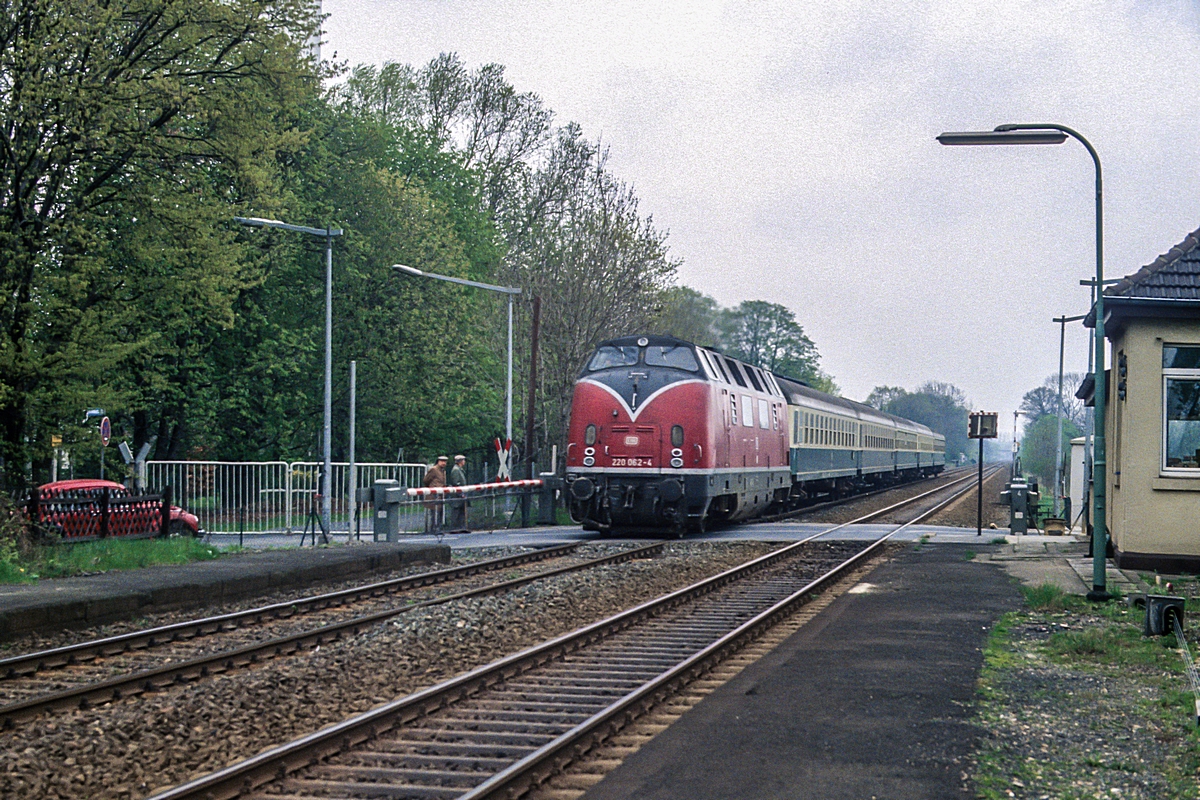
[968,412,999,536]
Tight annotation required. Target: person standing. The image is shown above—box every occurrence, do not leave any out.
[422,456,448,533]
[448,454,468,531]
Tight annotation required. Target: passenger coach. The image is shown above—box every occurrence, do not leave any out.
[564,335,945,534]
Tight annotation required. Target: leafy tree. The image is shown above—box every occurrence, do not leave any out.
[0,0,319,486]
[656,286,721,347]
[1020,373,1087,430]
[882,381,972,461]
[865,386,907,411]
[719,300,837,393]
[1020,414,1082,491]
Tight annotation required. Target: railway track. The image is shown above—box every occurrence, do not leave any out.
[0,543,665,727]
[758,463,978,524]
[147,466,998,800]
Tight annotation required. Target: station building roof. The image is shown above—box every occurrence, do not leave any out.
[1085,224,1200,335]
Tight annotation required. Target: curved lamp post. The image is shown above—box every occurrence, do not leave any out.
[391,265,521,448]
[236,216,342,539]
[937,123,1110,601]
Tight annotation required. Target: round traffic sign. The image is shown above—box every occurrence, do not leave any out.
[100,416,111,447]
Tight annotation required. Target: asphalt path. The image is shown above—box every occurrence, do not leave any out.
[205,522,1007,551]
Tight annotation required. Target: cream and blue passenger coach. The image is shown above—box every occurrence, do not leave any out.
[777,376,945,498]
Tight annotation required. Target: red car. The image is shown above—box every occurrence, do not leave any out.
[34,479,201,540]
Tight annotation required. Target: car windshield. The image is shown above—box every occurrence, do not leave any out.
[645,345,699,371]
[588,346,639,371]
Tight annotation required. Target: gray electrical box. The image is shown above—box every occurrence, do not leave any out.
[371,479,405,542]
[1000,478,1039,534]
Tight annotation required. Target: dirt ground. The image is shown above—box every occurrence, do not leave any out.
[923,465,1013,530]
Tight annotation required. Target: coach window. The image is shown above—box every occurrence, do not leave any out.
[1163,345,1200,472]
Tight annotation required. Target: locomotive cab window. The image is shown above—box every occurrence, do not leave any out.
[588,346,639,371]
[646,345,699,372]
[745,367,763,392]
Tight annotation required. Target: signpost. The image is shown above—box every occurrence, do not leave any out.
[99,415,111,480]
[968,412,999,536]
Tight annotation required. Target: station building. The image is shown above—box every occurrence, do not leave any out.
[1084,225,1200,572]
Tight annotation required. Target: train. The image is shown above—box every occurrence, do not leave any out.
[563,334,945,534]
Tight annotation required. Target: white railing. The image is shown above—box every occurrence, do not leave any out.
[145,461,427,534]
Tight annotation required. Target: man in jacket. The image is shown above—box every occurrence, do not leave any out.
[448,454,468,531]
[422,456,448,533]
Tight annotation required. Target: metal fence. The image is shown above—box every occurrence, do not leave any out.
[145,461,426,534]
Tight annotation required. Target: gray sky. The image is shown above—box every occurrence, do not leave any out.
[323,1,1200,430]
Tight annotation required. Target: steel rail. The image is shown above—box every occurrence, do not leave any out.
[757,464,976,524]
[463,467,995,800]
[144,469,997,800]
[0,544,580,680]
[0,543,664,728]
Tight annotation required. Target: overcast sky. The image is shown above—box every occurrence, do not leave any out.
[323,1,1200,432]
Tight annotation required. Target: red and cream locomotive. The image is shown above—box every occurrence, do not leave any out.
[564,334,945,534]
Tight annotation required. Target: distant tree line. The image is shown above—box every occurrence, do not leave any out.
[0,0,677,488]
[864,383,973,462]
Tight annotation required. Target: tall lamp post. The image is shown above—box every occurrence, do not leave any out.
[391,265,521,448]
[1052,313,1086,519]
[236,217,343,537]
[937,123,1109,601]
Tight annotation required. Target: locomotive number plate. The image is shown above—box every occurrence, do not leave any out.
[623,435,639,446]
[611,457,652,467]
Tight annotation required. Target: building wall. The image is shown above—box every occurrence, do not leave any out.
[1107,318,1200,562]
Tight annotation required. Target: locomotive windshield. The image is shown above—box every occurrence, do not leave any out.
[645,345,699,371]
[588,346,639,371]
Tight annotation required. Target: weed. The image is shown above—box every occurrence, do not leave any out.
[964,549,976,561]
[1022,583,1074,612]
[0,537,224,583]
[990,536,1009,545]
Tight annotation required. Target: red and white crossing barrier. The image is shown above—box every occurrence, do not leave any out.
[406,479,543,499]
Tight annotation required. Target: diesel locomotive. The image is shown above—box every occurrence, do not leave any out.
[564,335,945,533]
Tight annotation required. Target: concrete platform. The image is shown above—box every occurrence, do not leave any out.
[581,540,1108,800]
[0,542,449,641]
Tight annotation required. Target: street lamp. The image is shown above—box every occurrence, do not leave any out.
[391,265,522,448]
[938,122,1110,601]
[235,216,343,538]
[1052,313,1086,519]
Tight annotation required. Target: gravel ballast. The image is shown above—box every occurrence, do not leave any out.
[0,541,778,799]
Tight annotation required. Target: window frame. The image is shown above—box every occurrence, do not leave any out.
[1162,343,1200,475]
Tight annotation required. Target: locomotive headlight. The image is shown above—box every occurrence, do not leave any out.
[670,457,684,468]
[583,456,595,467]
[671,448,683,458]
[585,424,597,445]
[584,447,595,456]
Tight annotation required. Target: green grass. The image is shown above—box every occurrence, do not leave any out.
[1021,582,1073,612]
[973,586,1200,798]
[0,537,223,583]
[991,536,1009,545]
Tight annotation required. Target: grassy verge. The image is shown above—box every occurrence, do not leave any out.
[973,584,1200,798]
[0,537,224,583]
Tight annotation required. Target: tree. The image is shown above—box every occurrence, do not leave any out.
[656,286,721,347]
[719,300,836,392]
[1020,373,1087,431]
[0,0,319,486]
[865,386,907,411]
[883,381,972,462]
[1020,414,1082,491]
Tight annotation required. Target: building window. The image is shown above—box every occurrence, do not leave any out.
[1164,345,1200,472]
